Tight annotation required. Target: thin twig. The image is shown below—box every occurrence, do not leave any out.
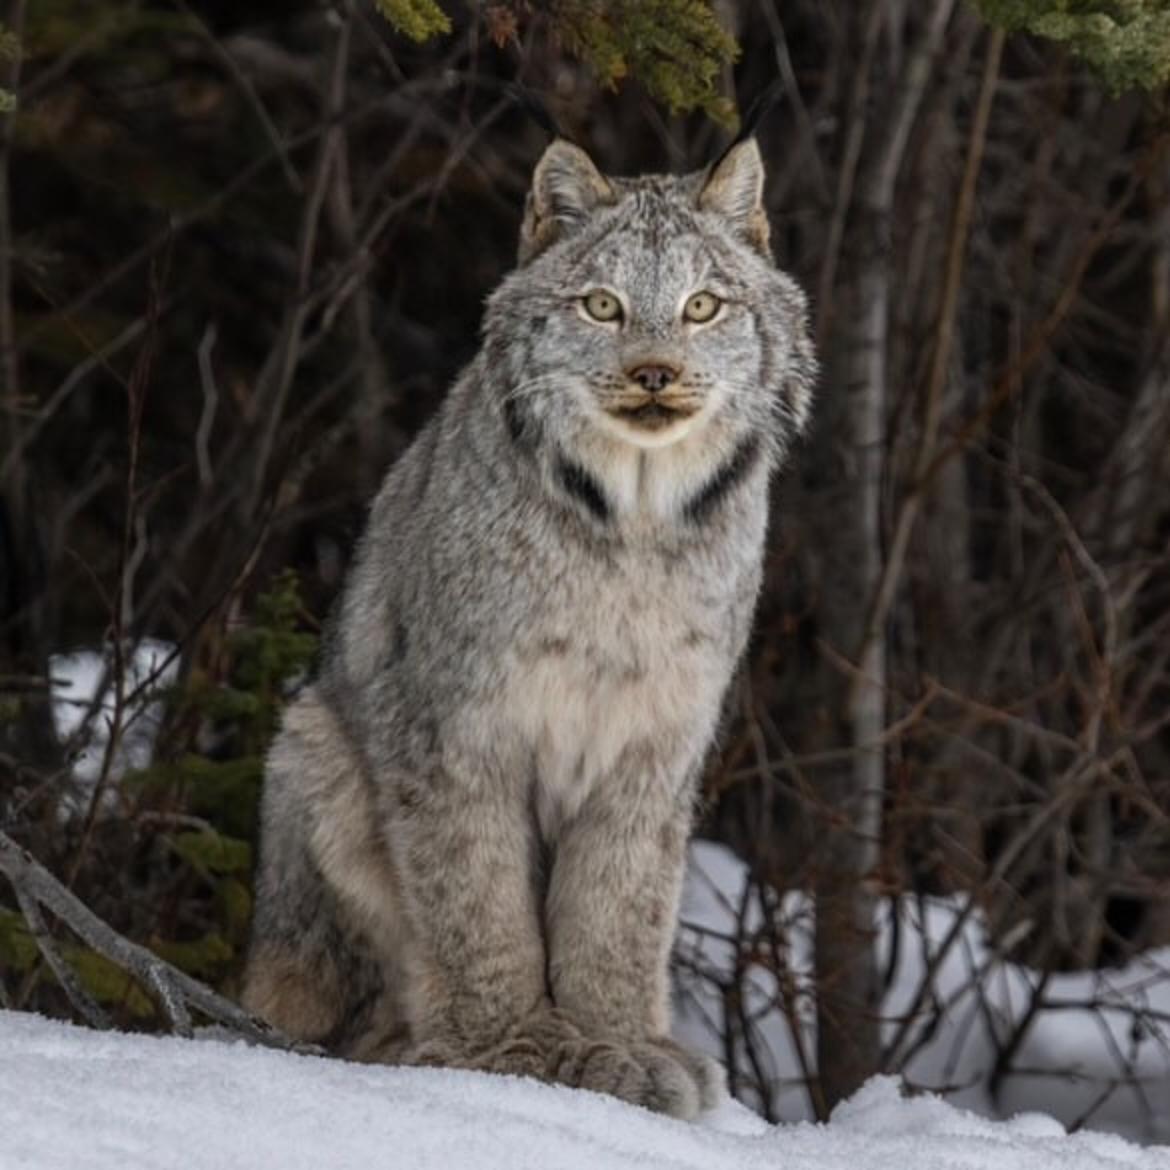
[195,323,220,491]
[176,0,303,194]
[0,314,150,482]
[248,4,352,516]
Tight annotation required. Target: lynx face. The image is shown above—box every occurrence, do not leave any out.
[485,140,815,466]
[551,210,768,451]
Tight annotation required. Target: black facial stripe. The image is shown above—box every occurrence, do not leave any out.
[749,304,775,388]
[683,434,762,524]
[555,456,611,524]
[503,395,529,446]
[502,331,543,452]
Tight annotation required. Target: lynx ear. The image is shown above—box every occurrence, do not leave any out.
[698,138,771,255]
[519,139,614,263]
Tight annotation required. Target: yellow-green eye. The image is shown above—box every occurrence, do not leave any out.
[683,291,722,324]
[583,289,623,323]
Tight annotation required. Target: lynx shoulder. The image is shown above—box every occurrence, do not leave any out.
[243,136,816,1119]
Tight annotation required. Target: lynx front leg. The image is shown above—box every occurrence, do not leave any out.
[544,752,725,1117]
[387,766,554,1067]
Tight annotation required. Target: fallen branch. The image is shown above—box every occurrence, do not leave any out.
[0,830,302,1052]
[12,884,112,1031]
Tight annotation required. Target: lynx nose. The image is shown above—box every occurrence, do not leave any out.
[628,363,679,393]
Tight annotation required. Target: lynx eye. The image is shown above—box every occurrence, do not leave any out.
[582,289,623,323]
[683,291,722,324]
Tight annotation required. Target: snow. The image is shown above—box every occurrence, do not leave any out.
[676,841,1170,1143]
[2,1009,1168,1170]
[49,640,179,815]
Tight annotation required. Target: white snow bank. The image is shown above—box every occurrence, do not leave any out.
[676,841,1170,1143]
[2,1010,1168,1170]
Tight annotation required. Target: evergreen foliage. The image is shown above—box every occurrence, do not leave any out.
[977,0,1170,90]
[136,569,316,847]
[549,0,739,123]
[373,0,452,42]
[372,0,739,122]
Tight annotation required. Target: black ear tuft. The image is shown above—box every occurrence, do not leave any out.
[737,79,786,145]
[505,84,566,141]
[696,80,785,256]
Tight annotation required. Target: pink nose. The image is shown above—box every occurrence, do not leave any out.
[627,364,679,393]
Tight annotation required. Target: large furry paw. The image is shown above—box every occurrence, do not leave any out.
[549,1033,723,1120]
[401,1016,724,1120]
[641,1036,726,1112]
[401,1009,587,1082]
[559,1037,704,1119]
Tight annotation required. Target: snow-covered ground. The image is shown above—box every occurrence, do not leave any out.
[3,1009,1169,1170]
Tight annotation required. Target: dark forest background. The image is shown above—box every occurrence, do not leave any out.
[2,0,1169,1131]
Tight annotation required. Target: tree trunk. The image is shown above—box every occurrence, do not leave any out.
[812,0,955,1113]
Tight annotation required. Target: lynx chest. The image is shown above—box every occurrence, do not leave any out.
[487,535,758,835]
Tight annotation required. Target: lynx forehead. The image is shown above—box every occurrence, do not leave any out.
[243,135,816,1122]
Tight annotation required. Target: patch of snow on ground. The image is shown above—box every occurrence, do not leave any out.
[49,639,179,813]
[3,1010,1169,1170]
[675,840,1170,1144]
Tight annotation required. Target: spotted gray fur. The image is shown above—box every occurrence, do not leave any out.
[243,138,816,1119]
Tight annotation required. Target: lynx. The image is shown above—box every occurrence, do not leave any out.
[242,136,816,1119]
